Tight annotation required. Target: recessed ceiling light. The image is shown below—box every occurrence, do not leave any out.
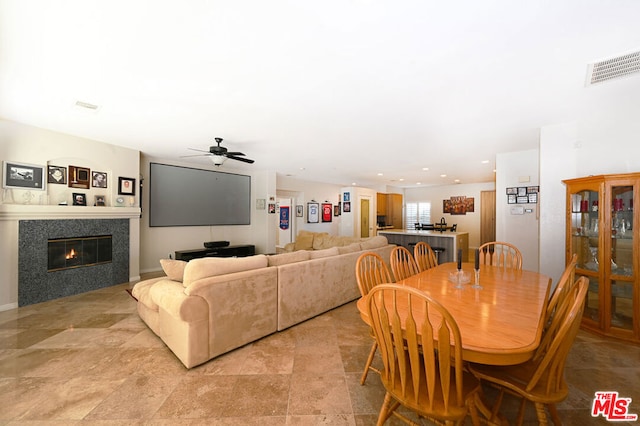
[454,179,460,183]
[481,160,489,164]
[440,174,447,178]
[377,173,383,176]
[422,167,429,171]
[73,100,100,113]
[399,178,405,181]
[416,182,421,185]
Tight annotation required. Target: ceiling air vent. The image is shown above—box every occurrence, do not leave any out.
[586,50,640,86]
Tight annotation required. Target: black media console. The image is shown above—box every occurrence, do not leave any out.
[174,244,256,261]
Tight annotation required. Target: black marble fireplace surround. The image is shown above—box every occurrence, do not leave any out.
[19,219,129,306]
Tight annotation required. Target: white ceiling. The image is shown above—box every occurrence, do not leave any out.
[1,0,640,188]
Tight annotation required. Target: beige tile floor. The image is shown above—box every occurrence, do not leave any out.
[0,278,639,425]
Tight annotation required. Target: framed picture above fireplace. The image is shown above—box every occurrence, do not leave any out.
[2,161,46,190]
[69,165,90,189]
[72,193,87,206]
[118,177,136,195]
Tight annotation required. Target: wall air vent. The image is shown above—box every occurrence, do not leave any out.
[586,50,640,86]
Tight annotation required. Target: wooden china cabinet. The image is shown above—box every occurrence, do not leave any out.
[563,173,640,343]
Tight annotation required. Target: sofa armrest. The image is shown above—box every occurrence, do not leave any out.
[149,280,207,322]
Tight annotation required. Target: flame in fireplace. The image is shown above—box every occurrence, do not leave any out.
[66,249,77,260]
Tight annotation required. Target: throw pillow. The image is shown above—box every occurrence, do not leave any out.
[293,233,314,251]
[159,259,187,282]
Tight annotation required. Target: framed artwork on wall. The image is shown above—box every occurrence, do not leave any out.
[307,202,319,223]
[321,203,332,222]
[118,177,136,195]
[47,165,67,185]
[69,165,90,189]
[94,195,106,206]
[3,161,46,190]
[92,171,107,188]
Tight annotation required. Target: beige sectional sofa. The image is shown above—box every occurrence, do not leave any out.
[132,235,394,368]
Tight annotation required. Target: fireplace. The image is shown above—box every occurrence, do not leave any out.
[48,235,113,272]
[18,219,129,306]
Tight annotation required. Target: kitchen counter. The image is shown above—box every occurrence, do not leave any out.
[378,229,469,263]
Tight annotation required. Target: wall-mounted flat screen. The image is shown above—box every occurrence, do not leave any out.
[149,162,251,227]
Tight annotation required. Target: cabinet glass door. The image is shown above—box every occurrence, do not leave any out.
[609,184,634,332]
[569,188,600,323]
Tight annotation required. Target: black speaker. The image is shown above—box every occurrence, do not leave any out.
[204,241,230,249]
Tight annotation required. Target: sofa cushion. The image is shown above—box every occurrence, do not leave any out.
[293,233,315,251]
[182,254,268,287]
[312,234,346,250]
[360,235,389,250]
[308,246,340,259]
[338,242,362,255]
[268,250,310,266]
[160,259,187,282]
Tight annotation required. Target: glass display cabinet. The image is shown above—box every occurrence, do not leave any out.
[563,173,639,342]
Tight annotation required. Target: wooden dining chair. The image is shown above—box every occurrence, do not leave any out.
[469,277,588,426]
[389,246,420,281]
[478,241,523,270]
[355,252,394,385]
[544,254,578,329]
[366,284,481,426]
[413,241,438,272]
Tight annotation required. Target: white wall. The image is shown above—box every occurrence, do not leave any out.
[277,175,342,237]
[539,116,640,282]
[139,154,276,273]
[495,149,540,271]
[404,182,496,250]
[339,186,378,238]
[0,119,141,308]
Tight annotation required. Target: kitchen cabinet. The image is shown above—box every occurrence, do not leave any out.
[376,193,387,216]
[563,173,640,342]
[376,193,403,229]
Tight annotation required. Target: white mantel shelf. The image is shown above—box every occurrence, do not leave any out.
[0,204,141,221]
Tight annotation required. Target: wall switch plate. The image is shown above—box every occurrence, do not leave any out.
[510,206,525,215]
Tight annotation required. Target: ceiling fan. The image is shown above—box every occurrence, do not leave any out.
[183,138,255,166]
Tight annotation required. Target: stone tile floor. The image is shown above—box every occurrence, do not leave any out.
[0,279,638,425]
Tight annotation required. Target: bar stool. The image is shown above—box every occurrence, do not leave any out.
[431,247,446,264]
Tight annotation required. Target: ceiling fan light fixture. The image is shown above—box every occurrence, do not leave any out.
[210,155,226,166]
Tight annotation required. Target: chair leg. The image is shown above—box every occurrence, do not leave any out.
[515,398,527,426]
[534,402,549,426]
[360,340,378,385]
[376,393,395,426]
[548,403,562,425]
[467,395,481,426]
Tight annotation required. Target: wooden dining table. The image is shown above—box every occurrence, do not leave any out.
[357,262,552,366]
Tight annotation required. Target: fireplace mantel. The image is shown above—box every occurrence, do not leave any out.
[0,204,140,221]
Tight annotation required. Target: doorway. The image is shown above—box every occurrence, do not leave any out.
[480,190,496,244]
[360,198,370,238]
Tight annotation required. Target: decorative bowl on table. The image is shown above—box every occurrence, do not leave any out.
[448,270,471,285]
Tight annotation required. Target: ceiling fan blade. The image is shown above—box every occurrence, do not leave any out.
[187,147,210,153]
[180,153,211,158]
[225,151,245,156]
[227,155,255,164]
